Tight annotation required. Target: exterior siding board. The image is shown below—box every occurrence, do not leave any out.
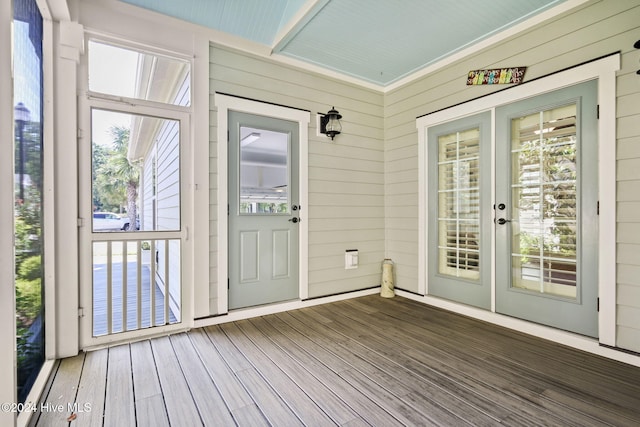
[384,0,640,352]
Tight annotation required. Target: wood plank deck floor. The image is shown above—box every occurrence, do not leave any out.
[33,295,640,426]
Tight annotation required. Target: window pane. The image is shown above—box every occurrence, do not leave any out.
[91,109,180,232]
[239,126,290,214]
[88,40,191,107]
[14,0,45,403]
[510,105,578,298]
[437,127,481,280]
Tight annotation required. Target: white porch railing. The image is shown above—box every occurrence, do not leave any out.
[92,238,181,336]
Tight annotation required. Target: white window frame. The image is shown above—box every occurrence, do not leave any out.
[417,55,619,352]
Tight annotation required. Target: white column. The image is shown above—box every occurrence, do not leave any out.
[51,20,83,358]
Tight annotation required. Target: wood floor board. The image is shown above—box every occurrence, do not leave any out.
[129,343,169,427]
[273,311,354,373]
[337,368,441,427]
[234,367,305,426]
[150,336,203,426]
[73,349,108,427]
[324,312,520,423]
[245,316,364,425]
[269,313,405,426]
[229,403,270,427]
[189,328,255,412]
[223,320,336,426]
[104,345,136,427]
[315,299,594,426]
[35,354,84,426]
[314,301,540,426]
[34,295,640,427]
[169,333,236,426]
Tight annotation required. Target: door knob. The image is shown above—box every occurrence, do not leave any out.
[496,218,511,225]
[288,217,299,223]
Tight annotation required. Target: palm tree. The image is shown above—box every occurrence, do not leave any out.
[96,126,139,230]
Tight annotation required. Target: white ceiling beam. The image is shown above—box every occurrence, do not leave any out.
[271,0,329,53]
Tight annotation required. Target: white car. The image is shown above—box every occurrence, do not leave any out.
[93,212,130,231]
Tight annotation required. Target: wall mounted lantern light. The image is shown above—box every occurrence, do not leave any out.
[320,107,342,140]
[634,40,640,75]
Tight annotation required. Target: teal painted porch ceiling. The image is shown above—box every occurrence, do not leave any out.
[120,0,567,87]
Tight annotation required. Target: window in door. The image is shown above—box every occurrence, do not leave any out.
[509,104,579,299]
[437,127,481,280]
[427,112,491,310]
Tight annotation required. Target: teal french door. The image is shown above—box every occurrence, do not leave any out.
[228,111,300,309]
[428,112,492,310]
[427,80,598,337]
[495,80,598,337]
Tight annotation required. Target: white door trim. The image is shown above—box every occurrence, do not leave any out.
[215,94,310,315]
[417,54,620,347]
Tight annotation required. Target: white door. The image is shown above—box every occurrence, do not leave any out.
[79,105,190,348]
[228,111,300,309]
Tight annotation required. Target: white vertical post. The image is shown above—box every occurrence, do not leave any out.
[164,240,170,324]
[150,240,156,326]
[137,240,142,329]
[107,241,113,335]
[122,240,128,332]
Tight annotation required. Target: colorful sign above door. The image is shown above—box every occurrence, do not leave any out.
[467,67,526,85]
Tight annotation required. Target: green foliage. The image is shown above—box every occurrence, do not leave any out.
[14,187,42,267]
[92,126,140,225]
[16,278,41,323]
[18,255,41,281]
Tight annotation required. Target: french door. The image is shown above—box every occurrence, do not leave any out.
[427,112,492,309]
[428,80,598,337]
[495,80,598,337]
[228,111,300,309]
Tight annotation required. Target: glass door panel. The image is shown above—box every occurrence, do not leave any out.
[239,126,290,214]
[428,112,491,309]
[510,107,578,299]
[437,127,481,280]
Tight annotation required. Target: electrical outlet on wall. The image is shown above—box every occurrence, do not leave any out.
[345,249,358,269]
